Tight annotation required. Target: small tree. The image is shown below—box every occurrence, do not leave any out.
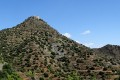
[26,70,34,77]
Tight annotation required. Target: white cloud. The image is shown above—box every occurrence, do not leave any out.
[95,44,104,48]
[82,30,91,35]
[63,33,71,38]
[84,43,94,47]
[75,40,80,43]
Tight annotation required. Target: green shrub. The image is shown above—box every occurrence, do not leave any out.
[44,73,48,77]
[39,77,44,80]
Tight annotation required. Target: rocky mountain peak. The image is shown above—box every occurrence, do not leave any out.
[27,16,40,20]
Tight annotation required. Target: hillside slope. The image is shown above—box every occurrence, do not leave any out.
[0,16,90,79]
[0,16,120,80]
[94,44,120,65]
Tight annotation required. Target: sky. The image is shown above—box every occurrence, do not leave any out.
[0,0,120,48]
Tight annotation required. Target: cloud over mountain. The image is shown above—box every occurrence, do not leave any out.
[82,30,91,35]
[63,33,71,38]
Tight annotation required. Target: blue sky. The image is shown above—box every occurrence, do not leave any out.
[0,0,120,48]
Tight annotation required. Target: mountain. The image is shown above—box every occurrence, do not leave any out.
[94,44,120,65]
[0,16,120,80]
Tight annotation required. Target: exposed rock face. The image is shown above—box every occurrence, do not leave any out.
[0,63,4,71]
